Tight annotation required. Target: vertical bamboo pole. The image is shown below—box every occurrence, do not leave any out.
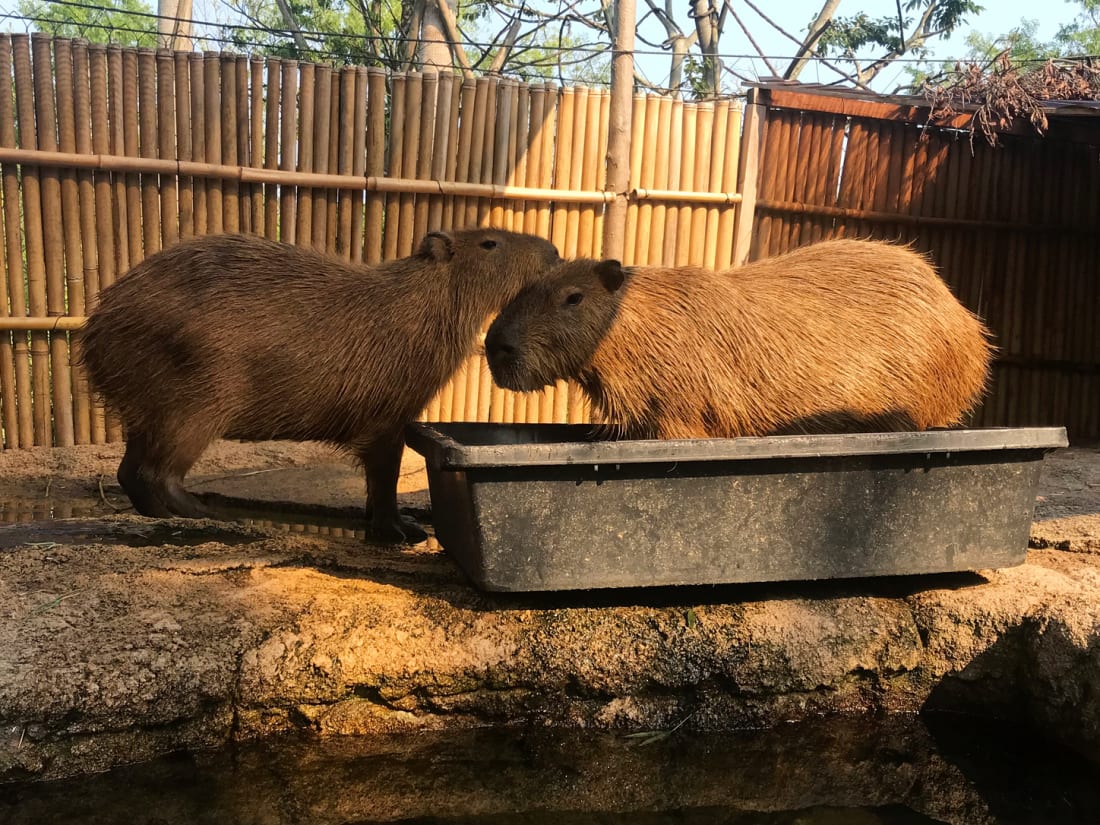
[219,55,239,234]
[443,80,480,421]
[438,76,462,232]
[465,77,499,419]
[490,78,513,231]
[90,45,120,441]
[325,72,341,253]
[397,71,422,257]
[536,82,556,241]
[0,38,19,447]
[427,70,453,233]
[475,76,499,227]
[413,70,437,242]
[465,76,490,228]
[577,86,600,257]
[234,55,250,233]
[72,40,104,443]
[625,94,651,266]
[250,57,265,235]
[263,58,281,241]
[137,49,161,261]
[383,72,406,261]
[350,67,368,260]
[55,38,90,444]
[662,97,683,265]
[592,89,609,260]
[188,52,207,237]
[364,68,385,262]
[278,60,298,244]
[779,109,807,254]
[563,86,589,259]
[174,52,194,240]
[335,67,356,258]
[109,48,133,278]
[633,95,655,266]
[294,62,316,247]
[550,88,574,254]
[486,80,517,422]
[647,95,673,267]
[674,103,698,266]
[156,51,178,249]
[423,73,452,423]
[449,77,476,234]
[203,52,223,234]
[715,101,742,270]
[507,81,527,234]
[309,65,332,250]
[750,103,782,260]
[523,83,545,235]
[688,103,713,265]
[17,35,56,445]
[702,100,729,271]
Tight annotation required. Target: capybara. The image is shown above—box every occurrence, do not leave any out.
[81,228,561,542]
[484,238,993,439]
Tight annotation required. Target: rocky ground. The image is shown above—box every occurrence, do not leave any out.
[0,438,1098,783]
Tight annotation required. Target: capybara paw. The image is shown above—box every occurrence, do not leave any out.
[368,516,429,545]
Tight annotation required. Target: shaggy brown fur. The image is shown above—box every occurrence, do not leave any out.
[485,239,993,439]
[81,228,561,542]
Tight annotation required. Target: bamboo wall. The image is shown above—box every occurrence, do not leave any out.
[749,86,1100,442]
[0,34,748,450]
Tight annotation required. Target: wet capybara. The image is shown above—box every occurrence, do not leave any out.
[81,228,561,542]
[485,238,993,439]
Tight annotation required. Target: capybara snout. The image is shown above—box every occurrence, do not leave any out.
[486,260,624,393]
[80,226,562,543]
[486,239,993,440]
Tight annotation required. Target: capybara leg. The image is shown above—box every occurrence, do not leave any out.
[361,434,428,545]
[117,434,173,518]
[157,420,220,519]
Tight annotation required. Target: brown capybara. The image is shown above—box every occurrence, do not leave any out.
[80,228,561,543]
[485,238,993,439]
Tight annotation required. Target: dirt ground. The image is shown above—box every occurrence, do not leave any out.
[2,438,1100,783]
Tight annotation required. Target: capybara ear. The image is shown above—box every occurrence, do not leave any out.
[595,260,625,292]
[420,231,455,261]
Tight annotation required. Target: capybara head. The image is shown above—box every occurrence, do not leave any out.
[416,227,563,296]
[485,258,626,392]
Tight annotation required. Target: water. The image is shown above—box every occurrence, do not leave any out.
[3,713,1099,824]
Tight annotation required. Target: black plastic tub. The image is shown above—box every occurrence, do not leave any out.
[404,423,1069,593]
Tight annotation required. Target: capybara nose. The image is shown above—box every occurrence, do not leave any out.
[484,328,513,361]
[488,341,516,365]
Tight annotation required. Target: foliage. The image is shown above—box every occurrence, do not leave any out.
[807,0,983,86]
[15,0,159,47]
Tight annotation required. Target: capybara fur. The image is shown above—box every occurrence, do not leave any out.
[485,238,993,439]
[81,228,561,542]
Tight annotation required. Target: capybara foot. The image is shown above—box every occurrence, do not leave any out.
[368,514,429,545]
[162,482,216,519]
[117,469,173,518]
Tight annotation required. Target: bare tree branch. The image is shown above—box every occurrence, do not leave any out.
[784,0,840,80]
[724,0,778,78]
[272,0,309,52]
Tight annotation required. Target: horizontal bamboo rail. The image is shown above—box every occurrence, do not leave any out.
[632,188,743,204]
[755,197,1095,235]
[0,146,616,203]
[0,317,86,331]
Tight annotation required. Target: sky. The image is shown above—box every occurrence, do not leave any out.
[630,0,1066,92]
[0,0,1075,94]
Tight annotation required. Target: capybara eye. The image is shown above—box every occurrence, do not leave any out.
[480,239,498,250]
[565,292,584,306]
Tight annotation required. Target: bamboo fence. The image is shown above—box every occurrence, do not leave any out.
[748,84,1100,442]
[0,34,751,450]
